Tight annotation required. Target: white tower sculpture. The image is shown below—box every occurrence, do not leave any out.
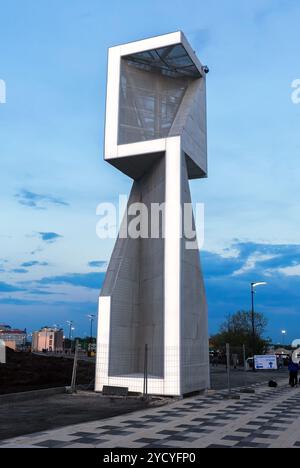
[95,32,210,396]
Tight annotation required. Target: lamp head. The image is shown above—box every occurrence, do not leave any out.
[252,282,267,289]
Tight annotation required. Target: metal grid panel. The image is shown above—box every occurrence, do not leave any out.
[119,59,190,145]
[123,44,201,78]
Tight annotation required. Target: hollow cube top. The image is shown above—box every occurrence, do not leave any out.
[104,31,208,180]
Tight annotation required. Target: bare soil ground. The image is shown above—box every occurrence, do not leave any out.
[0,350,290,442]
[0,392,152,441]
[0,348,95,395]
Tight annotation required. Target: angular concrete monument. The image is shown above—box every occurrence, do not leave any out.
[95,32,210,396]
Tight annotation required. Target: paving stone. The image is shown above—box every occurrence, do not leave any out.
[222,435,246,442]
[206,444,232,449]
[1,379,299,449]
[34,440,70,448]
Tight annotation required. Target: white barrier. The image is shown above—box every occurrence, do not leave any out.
[0,79,6,104]
[0,339,6,364]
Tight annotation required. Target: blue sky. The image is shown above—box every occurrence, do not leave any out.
[0,0,299,342]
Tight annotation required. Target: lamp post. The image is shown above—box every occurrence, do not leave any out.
[251,282,267,371]
[87,315,96,341]
[66,321,73,341]
[66,321,74,352]
[281,330,287,346]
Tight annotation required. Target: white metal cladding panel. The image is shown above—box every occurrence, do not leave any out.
[164,137,182,395]
[95,297,111,392]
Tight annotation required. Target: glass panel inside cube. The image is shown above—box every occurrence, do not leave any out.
[118,44,200,145]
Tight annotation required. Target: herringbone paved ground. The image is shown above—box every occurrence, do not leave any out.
[1,381,300,448]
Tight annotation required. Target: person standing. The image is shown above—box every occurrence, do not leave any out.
[288,359,299,387]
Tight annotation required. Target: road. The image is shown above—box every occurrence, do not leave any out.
[210,365,289,390]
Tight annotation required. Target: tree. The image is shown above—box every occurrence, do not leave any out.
[210,310,270,356]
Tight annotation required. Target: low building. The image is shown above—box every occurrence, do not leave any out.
[274,347,292,359]
[0,325,27,351]
[32,327,64,353]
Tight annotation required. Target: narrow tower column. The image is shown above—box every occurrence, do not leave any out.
[164,137,182,396]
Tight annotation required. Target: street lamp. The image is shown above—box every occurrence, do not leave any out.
[251,282,267,371]
[66,321,74,341]
[87,315,96,341]
[281,330,287,346]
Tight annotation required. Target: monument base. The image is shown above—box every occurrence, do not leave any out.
[95,138,210,397]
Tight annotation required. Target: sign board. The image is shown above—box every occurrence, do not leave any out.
[254,355,278,370]
[0,339,6,364]
[292,348,300,364]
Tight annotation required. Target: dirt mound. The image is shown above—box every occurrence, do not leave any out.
[0,351,95,395]
[5,347,15,357]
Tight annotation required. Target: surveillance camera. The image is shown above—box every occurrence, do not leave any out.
[202,65,210,74]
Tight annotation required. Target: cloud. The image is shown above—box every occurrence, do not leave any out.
[38,232,63,243]
[201,242,300,285]
[21,261,49,268]
[201,241,300,338]
[88,260,107,269]
[190,28,211,51]
[232,253,279,276]
[37,272,105,290]
[3,241,299,340]
[30,248,44,256]
[0,300,98,335]
[278,265,300,277]
[16,189,69,210]
[0,259,8,270]
[234,242,300,264]
[11,269,29,274]
[28,289,56,296]
[253,0,292,23]
[0,282,23,292]
[0,298,41,306]
[200,250,242,279]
